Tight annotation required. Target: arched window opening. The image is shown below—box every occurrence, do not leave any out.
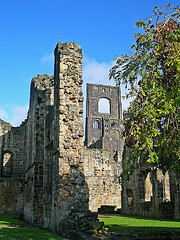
[145,172,153,201]
[2,152,12,177]
[98,98,110,113]
[93,120,99,129]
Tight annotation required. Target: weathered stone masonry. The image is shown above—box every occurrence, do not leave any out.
[50,42,90,232]
[0,41,179,237]
[0,119,25,213]
[0,42,122,234]
[122,145,180,220]
[84,83,124,212]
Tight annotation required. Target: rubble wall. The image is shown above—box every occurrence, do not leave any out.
[51,42,90,233]
[84,149,122,212]
[24,74,54,224]
[0,119,26,213]
[121,145,179,219]
[0,178,24,213]
[0,41,178,236]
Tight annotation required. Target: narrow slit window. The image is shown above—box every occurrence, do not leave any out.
[93,120,99,129]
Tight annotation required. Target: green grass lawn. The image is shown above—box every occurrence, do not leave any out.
[0,213,67,240]
[98,215,180,232]
[1,213,180,239]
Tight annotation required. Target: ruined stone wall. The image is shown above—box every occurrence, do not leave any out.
[0,119,12,175]
[0,119,12,136]
[83,149,122,212]
[43,105,54,228]
[0,41,179,230]
[84,83,124,213]
[24,74,54,224]
[85,83,122,153]
[51,42,90,233]
[0,43,107,232]
[0,178,24,213]
[0,43,124,228]
[121,145,178,219]
[0,119,26,213]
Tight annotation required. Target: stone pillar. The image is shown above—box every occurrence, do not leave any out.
[151,169,159,217]
[174,176,180,219]
[54,42,84,171]
[52,42,90,233]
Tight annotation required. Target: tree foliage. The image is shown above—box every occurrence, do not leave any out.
[110,4,180,175]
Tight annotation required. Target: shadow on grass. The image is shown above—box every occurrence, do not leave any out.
[0,213,24,225]
[0,227,66,240]
[107,225,180,233]
[106,226,180,240]
[120,215,180,223]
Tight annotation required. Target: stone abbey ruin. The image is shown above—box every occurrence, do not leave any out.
[0,42,179,235]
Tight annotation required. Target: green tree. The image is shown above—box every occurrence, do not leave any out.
[110,4,180,175]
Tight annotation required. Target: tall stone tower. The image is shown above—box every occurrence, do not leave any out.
[52,42,90,233]
[85,83,123,154]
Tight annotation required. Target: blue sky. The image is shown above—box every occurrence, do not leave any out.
[0,0,179,126]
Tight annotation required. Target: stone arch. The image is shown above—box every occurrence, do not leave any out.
[98,98,110,113]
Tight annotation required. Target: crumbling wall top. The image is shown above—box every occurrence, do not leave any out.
[0,118,12,136]
[31,74,54,90]
[55,42,82,55]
